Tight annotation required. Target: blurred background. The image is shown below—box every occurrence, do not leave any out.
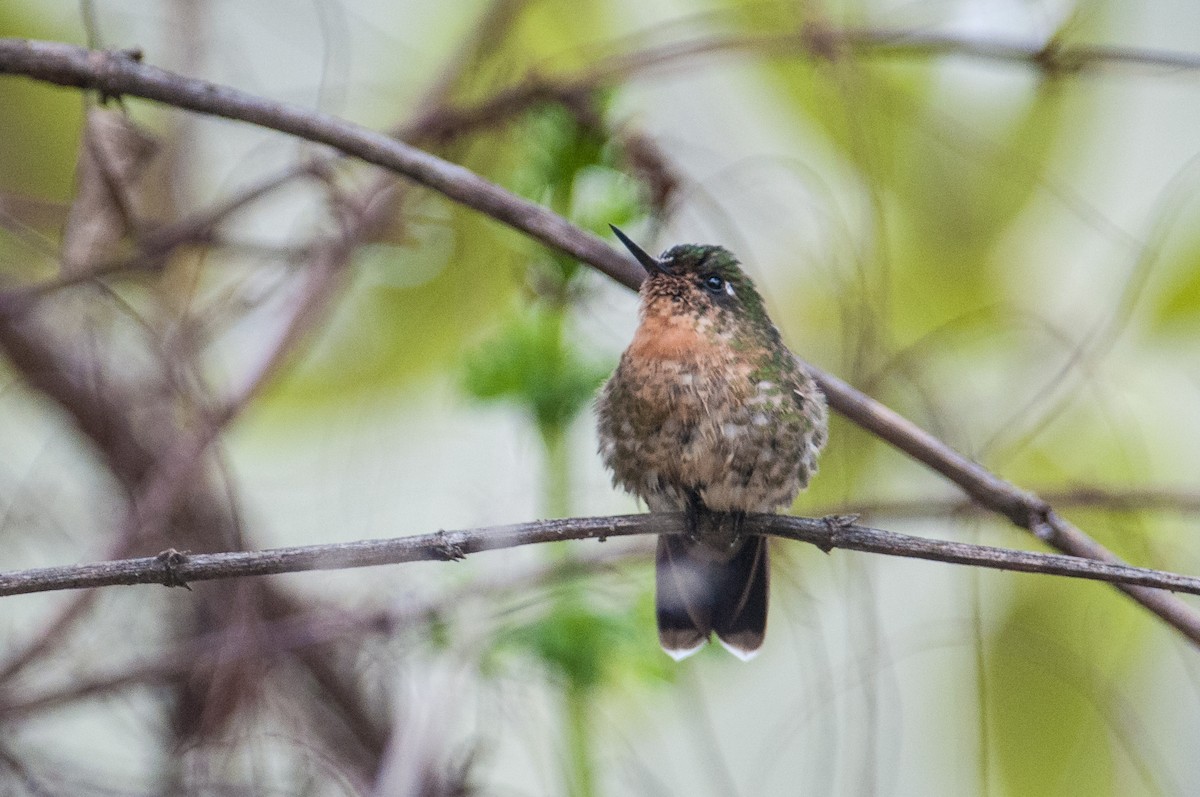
[3,0,1200,794]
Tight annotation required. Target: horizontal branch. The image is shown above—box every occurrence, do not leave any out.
[3,514,1200,599]
[837,28,1200,72]
[0,546,647,719]
[828,487,1200,520]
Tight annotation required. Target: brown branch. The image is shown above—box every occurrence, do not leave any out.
[0,544,644,720]
[2,38,1200,649]
[8,24,1184,300]
[397,26,1200,131]
[834,28,1200,73]
[827,487,1200,520]
[586,25,1200,81]
[814,370,1200,644]
[5,163,317,300]
[0,39,644,294]
[2,514,1199,599]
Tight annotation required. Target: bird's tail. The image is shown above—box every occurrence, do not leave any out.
[655,532,769,661]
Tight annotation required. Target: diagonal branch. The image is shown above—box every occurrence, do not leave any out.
[1,39,1199,644]
[0,39,644,298]
[815,370,1200,643]
[2,514,1200,599]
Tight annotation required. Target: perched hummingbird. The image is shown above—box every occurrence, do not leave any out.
[596,227,827,660]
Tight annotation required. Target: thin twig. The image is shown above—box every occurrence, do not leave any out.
[826,487,1200,520]
[2,514,1199,598]
[600,27,1200,77]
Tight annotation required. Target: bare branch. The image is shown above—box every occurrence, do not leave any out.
[826,487,1200,521]
[0,545,644,719]
[602,27,1200,78]
[0,39,645,295]
[813,369,1200,644]
[832,27,1200,73]
[2,514,1199,600]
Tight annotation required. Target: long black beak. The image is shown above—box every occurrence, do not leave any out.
[610,225,670,275]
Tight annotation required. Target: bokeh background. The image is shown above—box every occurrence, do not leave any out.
[3,1,1200,795]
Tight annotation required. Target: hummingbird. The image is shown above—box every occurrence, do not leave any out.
[596,226,827,660]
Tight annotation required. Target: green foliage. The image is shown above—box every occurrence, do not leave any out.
[256,3,629,414]
[515,104,606,206]
[461,92,635,520]
[462,302,609,437]
[491,581,674,693]
[485,581,673,797]
[511,102,643,288]
[461,90,658,794]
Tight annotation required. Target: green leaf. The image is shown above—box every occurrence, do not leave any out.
[462,303,610,436]
[491,581,675,693]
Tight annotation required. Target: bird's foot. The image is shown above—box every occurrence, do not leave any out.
[725,511,747,550]
[684,489,704,544]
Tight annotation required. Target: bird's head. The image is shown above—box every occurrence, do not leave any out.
[610,225,775,339]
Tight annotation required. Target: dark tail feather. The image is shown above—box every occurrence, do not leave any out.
[656,535,713,660]
[655,534,769,661]
[712,536,769,660]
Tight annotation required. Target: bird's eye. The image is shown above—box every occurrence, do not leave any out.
[702,274,725,294]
